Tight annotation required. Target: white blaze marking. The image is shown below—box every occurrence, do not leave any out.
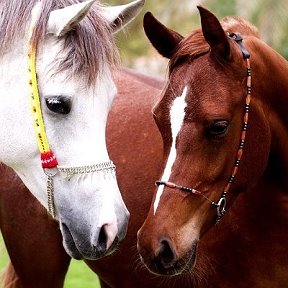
[153,86,188,214]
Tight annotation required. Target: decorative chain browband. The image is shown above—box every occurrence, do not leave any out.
[58,161,116,181]
[27,6,116,218]
[156,32,252,224]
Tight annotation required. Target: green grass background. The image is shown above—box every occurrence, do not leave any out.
[0,234,101,288]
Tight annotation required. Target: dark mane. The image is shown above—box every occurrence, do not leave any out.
[0,0,119,85]
[169,16,259,72]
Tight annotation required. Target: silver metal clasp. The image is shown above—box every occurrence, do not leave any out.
[216,197,227,218]
[212,196,227,224]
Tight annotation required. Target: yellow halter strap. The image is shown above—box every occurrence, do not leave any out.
[28,27,58,169]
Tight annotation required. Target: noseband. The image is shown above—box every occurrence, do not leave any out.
[156,33,251,224]
[28,7,116,218]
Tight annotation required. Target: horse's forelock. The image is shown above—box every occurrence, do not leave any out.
[57,6,119,85]
[0,0,119,85]
[169,29,210,73]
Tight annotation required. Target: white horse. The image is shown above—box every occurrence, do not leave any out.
[0,0,144,260]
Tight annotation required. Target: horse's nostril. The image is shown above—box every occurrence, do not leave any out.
[157,240,176,269]
[96,226,107,252]
[92,222,119,255]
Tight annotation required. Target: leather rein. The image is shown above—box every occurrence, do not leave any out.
[156,33,251,224]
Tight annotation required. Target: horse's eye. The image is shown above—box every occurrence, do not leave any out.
[208,121,229,136]
[45,96,71,115]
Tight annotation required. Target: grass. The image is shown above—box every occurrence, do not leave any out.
[0,234,100,288]
[64,260,100,288]
[0,236,9,276]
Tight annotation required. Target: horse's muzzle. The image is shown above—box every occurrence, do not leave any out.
[139,236,198,276]
[60,221,124,260]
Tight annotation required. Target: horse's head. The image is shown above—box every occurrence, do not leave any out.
[137,7,271,275]
[0,0,144,260]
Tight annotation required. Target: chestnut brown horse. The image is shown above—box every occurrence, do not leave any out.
[2,7,288,288]
[137,5,288,287]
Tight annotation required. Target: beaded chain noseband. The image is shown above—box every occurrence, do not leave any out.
[27,6,116,218]
[156,32,251,224]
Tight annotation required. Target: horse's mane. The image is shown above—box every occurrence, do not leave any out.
[0,0,119,84]
[169,16,259,72]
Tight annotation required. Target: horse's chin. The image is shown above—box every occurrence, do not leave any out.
[143,242,198,276]
[62,228,84,260]
[60,222,119,260]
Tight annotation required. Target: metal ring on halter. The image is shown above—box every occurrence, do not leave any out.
[215,197,226,218]
[43,167,59,178]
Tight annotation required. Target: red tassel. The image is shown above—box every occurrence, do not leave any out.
[41,151,58,168]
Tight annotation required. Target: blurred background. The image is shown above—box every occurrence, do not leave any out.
[111,0,288,77]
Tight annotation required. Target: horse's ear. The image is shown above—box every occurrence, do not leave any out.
[198,6,231,60]
[143,12,184,59]
[100,0,145,33]
[47,0,96,37]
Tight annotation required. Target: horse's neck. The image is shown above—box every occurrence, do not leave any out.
[266,110,288,186]
[256,44,288,189]
[204,42,288,286]
[256,43,288,123]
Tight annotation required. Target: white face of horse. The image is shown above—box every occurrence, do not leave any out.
[0,0,145,260]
